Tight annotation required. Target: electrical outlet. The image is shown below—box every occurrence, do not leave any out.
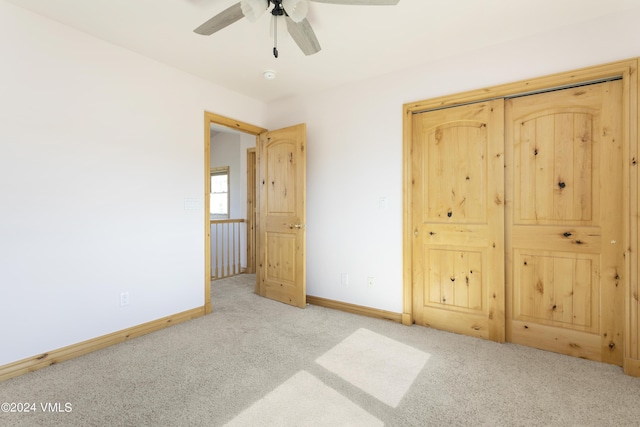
[120,292,130,307]
[367,277,374,288]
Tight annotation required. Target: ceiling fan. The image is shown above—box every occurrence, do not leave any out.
[194,0,400,58]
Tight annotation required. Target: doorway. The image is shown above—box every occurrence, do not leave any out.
[203,114,308,312]
[204,112,266,314]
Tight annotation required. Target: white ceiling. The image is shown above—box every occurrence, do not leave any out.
[5,0,640,103]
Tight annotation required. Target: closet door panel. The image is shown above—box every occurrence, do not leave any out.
[412,100,505,342]
[505,81,624,365]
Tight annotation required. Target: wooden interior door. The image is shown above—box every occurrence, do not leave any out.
[505,80,624,365]
[411,100,506,342]
[257,124,306,308]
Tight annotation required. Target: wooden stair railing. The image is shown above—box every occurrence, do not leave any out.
[210,219,245,280]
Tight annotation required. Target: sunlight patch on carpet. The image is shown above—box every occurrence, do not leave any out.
[224,370,383,427]
[316,328,430,408]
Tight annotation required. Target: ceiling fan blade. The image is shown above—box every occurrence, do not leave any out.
[194,2,244,35]
[285,17,321,56]
[308,0,399,5]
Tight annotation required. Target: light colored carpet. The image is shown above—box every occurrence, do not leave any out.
[316,328,430,408]
[1,274,640,426]
[225,370,383,427]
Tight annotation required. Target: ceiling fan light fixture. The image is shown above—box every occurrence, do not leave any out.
[282,0,309,23]
[240,0,268,23]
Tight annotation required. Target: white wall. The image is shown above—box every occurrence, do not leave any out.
[0,1,265,366]
[265,7,640,313]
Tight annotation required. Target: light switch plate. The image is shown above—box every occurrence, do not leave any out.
[184,198,201,210]
[379,197,388,210]
[341,273,349,285]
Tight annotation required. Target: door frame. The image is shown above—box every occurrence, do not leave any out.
[246,147,257,276]
[204,112,267,314]
[402,59,638,372]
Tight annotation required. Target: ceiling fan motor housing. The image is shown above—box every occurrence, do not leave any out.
[271,0,284,14]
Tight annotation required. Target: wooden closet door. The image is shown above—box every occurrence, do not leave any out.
[412,100,505,342]
[505,80,624,365]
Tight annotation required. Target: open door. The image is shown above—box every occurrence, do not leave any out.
[257,124,307,308]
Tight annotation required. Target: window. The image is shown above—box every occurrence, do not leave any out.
[210,166,229,218]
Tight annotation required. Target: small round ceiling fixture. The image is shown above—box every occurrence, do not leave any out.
[263,70,277,80]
